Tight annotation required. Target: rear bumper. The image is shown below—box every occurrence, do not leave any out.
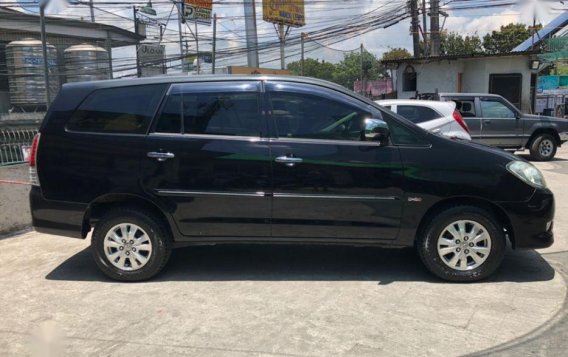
[29,186,88,239]
[498,188,555,249]
[559,131,568,143]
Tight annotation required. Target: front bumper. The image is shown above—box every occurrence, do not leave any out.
[498,188,555,249]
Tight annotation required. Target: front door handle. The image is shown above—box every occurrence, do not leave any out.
[275,155,303,167]
[147,151,175,162]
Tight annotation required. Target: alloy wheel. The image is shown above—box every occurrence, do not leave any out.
[437,220,491,271]
[103,223,153,271]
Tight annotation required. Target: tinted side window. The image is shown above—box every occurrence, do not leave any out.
[270,92,370,141]
[380,110,429,146]
[155,82,262,137]
[67,84,166,134]
[397,105,441,123]
[480,100,516,118]
[452,99,477,118]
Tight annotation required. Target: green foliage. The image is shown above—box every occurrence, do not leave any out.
[482,23,542,54]
[287,58,335,81]
[332,51,386,88]
[440,32,483,56]
[381,48,412,61]
[287,50,386,89]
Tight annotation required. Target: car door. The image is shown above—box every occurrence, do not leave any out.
[446,97,481,140]
[142,81,272,238]
[478,97,523,148]
[266,81,404,240]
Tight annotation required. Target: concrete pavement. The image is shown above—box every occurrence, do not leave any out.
[1,147,568,356]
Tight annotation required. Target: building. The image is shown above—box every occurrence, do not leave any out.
[0,7,144,115]
[382,51,539,113]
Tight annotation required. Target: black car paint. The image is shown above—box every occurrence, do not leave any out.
[30,76,554,250]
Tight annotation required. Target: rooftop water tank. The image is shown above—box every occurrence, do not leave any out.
[64,43,110,83]
[6,38,60,107]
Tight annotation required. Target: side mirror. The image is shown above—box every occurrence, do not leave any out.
[364,118,390,145]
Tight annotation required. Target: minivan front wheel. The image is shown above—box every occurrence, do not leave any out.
[417,206,505,282]
[91,208,172,281]
[530,134,557,161]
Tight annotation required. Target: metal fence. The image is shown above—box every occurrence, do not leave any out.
[0,127,38,166]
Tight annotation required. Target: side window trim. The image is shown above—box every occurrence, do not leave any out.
[150,81,266,138]
[65,83,169,135]
[265,81,372,140]
[479,97,518,118]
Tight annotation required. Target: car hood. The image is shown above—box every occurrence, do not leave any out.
[433,134,521,162]
[523,113,564,122]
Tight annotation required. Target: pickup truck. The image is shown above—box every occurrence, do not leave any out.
[435,93,568,161]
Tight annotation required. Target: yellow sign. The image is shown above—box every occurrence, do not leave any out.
[228,66,290,75]
[184,0,213,25]
[263,0,305,27]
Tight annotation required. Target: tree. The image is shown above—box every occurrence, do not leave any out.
[332,50,386,88]
[440,32,483,56]
[482,23,542,54]
[287,58,336,82]
[381,47,412,61]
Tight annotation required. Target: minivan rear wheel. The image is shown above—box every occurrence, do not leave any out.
[530,133,557,161]
[417,205,505,282]
[91,208,172,281]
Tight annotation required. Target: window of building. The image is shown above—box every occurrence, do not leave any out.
[67,84,167,134]
[403,65,417,92]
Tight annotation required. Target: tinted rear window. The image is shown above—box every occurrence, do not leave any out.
[66,84,167,134]
[397,105,441,123]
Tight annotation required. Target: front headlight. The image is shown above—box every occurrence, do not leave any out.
[507,161,547,188]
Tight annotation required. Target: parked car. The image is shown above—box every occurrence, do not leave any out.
[434,93,568,161]
[375,99,471,141]
[30,76,554,282]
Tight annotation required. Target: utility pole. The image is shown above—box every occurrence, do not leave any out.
[176,1,185,72]
[278,23,287,70]
[212,13,217,74]
[301,32,305,76]
[422,0,428,56]
[195,21,200,74]
[89,0,95,22]
[410,0,420,57]
[360,44,364,96]
[244,0,259,68]
[133,6,141,78]
[430,0,440,56]
[39,3,50,107]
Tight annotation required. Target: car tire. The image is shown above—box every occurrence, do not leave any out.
[91,207,172,281]
[416,205,506,282]
[530,133,557,161]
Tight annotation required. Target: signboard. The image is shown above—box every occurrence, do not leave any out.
[184,0,213,25]
[262,0,305,27]
[138,44,166,77]
[228,66,289,75]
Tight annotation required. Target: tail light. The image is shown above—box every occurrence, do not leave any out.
[29,133,40,186]
[453,110,470,133]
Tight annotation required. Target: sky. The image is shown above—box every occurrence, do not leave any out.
[2,0,568,75]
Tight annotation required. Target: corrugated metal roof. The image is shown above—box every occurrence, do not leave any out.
[513,11,568,52]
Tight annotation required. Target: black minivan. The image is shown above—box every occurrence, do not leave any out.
[30,76,554,282]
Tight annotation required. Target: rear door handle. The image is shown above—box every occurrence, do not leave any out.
[147,151,175,162]
[275,156,303,167]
